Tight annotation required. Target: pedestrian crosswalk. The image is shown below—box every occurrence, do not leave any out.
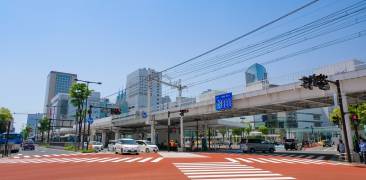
[12,153,86,159]
[174,162,296,180]
[0,156,164,164]
[225,157,347,166]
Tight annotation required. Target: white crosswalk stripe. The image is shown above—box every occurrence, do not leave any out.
[151,157,164,162]
[230,157,342,166]
[174,162,295,180]
[0,156,164,164]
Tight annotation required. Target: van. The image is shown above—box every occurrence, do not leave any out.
[240,139,275,153]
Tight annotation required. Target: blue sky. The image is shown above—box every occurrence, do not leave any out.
[1,0,365,132]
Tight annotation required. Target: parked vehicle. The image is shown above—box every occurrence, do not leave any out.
[284,139,299,150]
[322,139,332,147]
[108,140,117,152]
[89,141,103,151]
[240,139,275,153]
[22,139,35,151]
[136,140,159,153]
[114,138,139,155]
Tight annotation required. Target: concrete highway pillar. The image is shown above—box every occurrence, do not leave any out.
[101,131,107,147]
[115,130,121,140]
[90,130,96,141]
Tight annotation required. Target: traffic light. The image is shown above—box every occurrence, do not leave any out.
[351,114,358,121]
[300,74,330,90]
[313,74,330,90]
[180,109,189,116]
[300,76,313,90]
[111,108,121,115]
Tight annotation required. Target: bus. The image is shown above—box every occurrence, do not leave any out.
[0,133,23,153]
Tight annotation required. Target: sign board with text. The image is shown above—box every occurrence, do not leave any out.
[215,92,233,111]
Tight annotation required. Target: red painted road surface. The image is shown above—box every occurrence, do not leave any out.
[0,152,365,180]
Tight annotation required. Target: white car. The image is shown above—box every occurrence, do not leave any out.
[114,138,139,155]
[136,140,159,153]
[89,141,103,151]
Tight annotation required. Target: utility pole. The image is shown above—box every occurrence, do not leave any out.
[300,74,352,163]
[167,111,171,151]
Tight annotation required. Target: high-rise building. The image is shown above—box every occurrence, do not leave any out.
[26,113,43,138]
[126,68,162,112]
[245,63,272,92]
[44,71,77,113]
[50,93,71,128]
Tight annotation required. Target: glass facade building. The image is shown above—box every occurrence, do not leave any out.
[245,63,268,85]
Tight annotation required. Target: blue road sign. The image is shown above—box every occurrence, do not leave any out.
[87,117,94,124]
[215,92,233,111]
[142,111,147,118]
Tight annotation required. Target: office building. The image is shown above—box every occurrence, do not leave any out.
[44,71,77,113]
[126,68,162,113]
[26,113,43,138]
[50,93,72,128]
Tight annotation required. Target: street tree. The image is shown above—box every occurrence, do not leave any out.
[0,107,13,156]
[21,125,32,140]
[0,107,13,134]
[69,83,92,149]
[38,117,50,143]
[258,125,269,135]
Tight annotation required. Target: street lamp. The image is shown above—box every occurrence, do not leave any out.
[75,78,102,150]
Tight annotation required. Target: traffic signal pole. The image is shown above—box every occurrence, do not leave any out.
[300,74,352,163]
[333,80,352,163]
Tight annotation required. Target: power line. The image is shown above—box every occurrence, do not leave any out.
[160,0,320,73]
[167,2,366,82]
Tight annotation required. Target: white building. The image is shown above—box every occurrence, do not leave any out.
[126,68,162,113]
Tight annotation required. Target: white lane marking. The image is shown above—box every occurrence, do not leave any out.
[258,158,281,163]
[111,157,131,162]
[125,157,142,162]
[85,158,109,163]
[13,156,20,159]
[247,158,268,163]
[24,156,30,158]
[42,155,50,157]
[52,154,60,157]
[193,177,296,180]
[187,173,282,179]
[33,155,41,158]
[225,158,239,163]
[99,158,120,162]
[269,158,295,164]
[138,157,153,162]
[174,162,237,165]
[17,154,23,156]
[176,164,250,167]
[236,158,254,163]
[180,169,264,172]
[151,157,163,163]
[306,155,315,159]
[178,167,257,170]
[184,171,271,175]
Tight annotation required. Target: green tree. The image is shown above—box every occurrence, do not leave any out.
[244,124,252,136]
[232,128,244,143]
[69,83,92,149]
[258,125,269,135]
[38,117,50,143]
[330,107,342,125]
[0,107,13,134]
[0,107,13,156]
[21,125,32,140]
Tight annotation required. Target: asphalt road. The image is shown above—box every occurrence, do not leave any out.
[12,145,79,157]
[1,148,365,180]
